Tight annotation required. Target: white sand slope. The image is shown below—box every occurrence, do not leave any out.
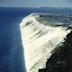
[20,13,71,72]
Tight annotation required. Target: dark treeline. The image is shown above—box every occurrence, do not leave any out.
[39,31,72,72]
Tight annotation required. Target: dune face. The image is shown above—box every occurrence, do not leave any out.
[20,13,71,72]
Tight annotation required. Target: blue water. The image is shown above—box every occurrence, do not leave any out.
[0,7,26,72]
[0,7,72,72]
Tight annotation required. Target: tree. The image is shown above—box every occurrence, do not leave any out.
[39,31,72,72]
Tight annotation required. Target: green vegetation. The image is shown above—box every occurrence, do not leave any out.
[39,31,72,72]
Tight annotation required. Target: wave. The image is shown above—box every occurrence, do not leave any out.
[20,13,71,72]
